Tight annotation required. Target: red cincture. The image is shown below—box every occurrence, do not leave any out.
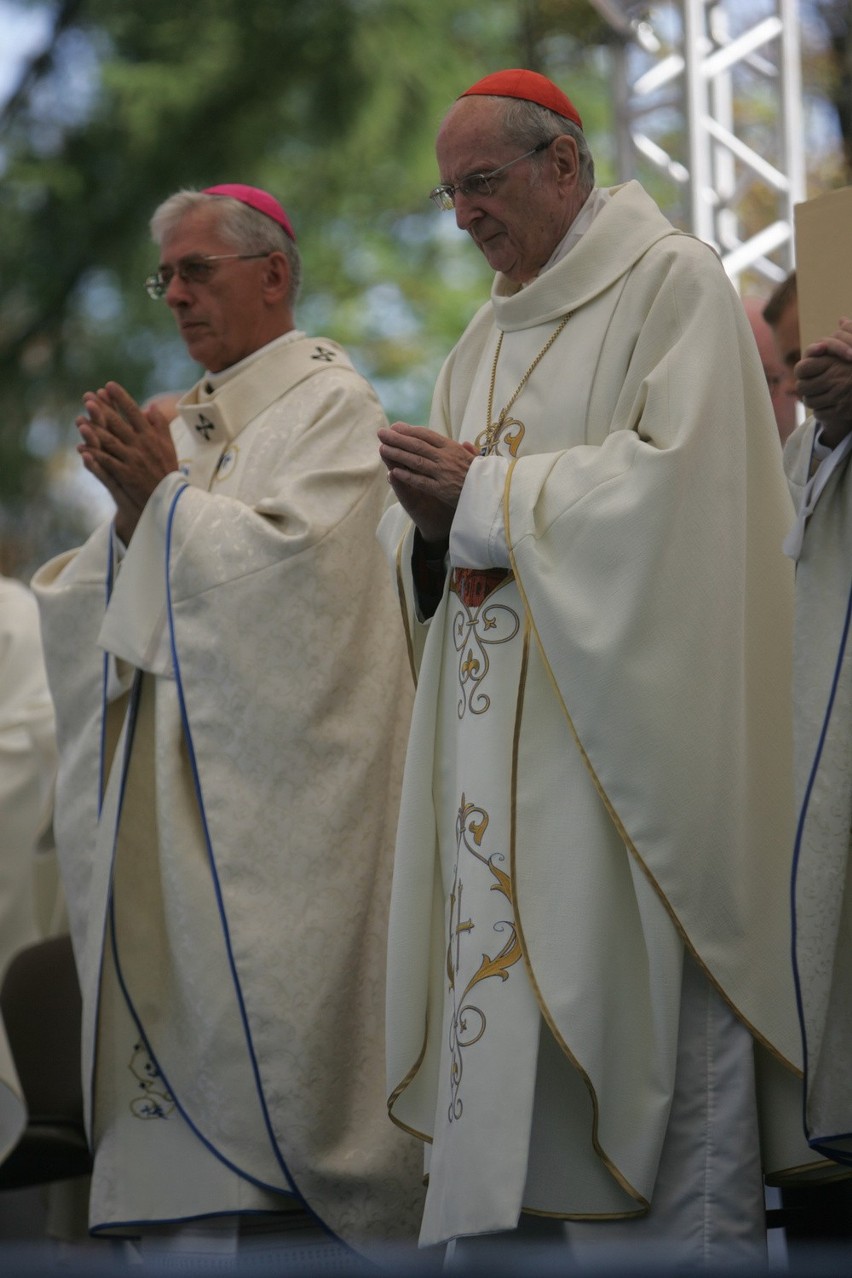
[450,567,510,610]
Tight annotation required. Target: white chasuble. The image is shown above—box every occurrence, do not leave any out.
[786,424,852,1163]
[0,578,56,971]
[34,332,423,1248]
[380,180,831,1248]
[0,576,56,1169]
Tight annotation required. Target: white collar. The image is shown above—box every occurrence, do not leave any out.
[522,187,612,287]
[201,328,305,393]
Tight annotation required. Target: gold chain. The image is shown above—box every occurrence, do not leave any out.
[481,312,572,454]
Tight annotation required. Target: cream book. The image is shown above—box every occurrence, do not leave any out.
[794,186,852,350]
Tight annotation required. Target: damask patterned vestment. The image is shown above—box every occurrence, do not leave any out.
[33,330,424,1250]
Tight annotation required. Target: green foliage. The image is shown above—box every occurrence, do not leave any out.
[0,0,844,574]
[0,0,621,571]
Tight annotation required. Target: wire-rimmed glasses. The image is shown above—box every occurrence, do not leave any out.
[145,252,271,300]
[429,139,553,210]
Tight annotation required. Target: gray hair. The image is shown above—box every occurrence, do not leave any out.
[496,98,595,197]
[149,190,302,305]
[762,269,796,329]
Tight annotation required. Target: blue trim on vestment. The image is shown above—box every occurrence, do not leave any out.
[790,556,852,1157]
[87,528,135,1144]
[107,879,299,1203]
[88,1205,345,1241]
[808,1138,852,1166]
[100,483,344,1247]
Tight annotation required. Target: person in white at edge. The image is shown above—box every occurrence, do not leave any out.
[32,184,423,1259]
[0,576,55,1167]
[377,69,835,1267]
[784,317,852,1177]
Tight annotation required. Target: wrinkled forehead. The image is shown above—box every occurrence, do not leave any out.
[159,205,234,262]
[435,97,510,177]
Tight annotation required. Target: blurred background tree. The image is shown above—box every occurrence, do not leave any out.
[0,0,847,574]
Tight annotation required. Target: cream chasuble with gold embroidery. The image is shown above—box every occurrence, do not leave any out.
[33,332,423,1249]
[380,181,828,1247]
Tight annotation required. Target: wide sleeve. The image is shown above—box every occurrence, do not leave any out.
[506,245,801,1059]
[31,525,130,959]
[102,371,389,672]
[377,316,493,677]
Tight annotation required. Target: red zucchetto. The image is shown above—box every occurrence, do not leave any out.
[202,184,297,242]
[459,69,582,129]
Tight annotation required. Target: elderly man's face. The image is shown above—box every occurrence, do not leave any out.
[158,206,273,372]
[435,97,580,285]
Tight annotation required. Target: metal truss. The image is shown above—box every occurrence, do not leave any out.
[590,0,805,289]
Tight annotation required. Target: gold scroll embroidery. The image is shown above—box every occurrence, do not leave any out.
[450,571,520,719]
[446,795,523,1122]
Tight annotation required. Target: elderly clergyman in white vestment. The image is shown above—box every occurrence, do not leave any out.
[785,319,852,1169]
[377,70,835,1266]
[32,184,423,1255]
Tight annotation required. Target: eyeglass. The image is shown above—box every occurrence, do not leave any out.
[429,139,553,210]
[145,252,271,300]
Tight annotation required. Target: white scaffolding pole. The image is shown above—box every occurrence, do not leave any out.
[589,0,806,289]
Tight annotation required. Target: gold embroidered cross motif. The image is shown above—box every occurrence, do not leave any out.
[446,795,523,1122]
[448,879,474,986]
